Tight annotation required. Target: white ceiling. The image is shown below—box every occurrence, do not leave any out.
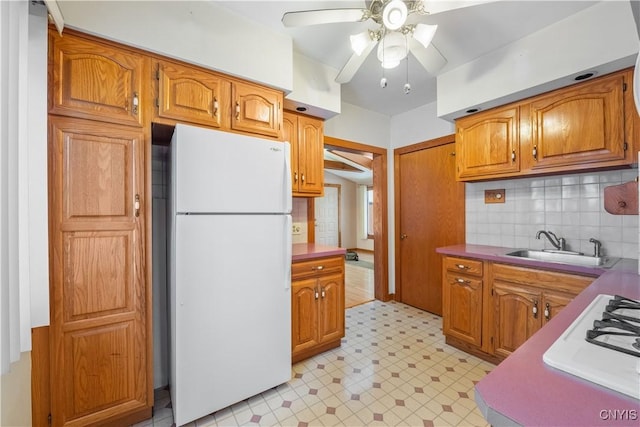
[217,0,599,117]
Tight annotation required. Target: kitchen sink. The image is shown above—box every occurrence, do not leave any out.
[505,249,620,268]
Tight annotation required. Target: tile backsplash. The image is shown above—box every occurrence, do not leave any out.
[466,168,639,259]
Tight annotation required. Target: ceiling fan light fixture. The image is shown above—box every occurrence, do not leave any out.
[382,0,408,30]
[350,30,373,56]
[412,23,438,48]
[377,31,408,69]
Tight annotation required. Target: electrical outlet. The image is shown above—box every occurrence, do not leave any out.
[292,223,302,235]
[485,189,506,204]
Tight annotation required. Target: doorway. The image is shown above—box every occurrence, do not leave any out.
[324,136,389,302]
[314,184,341,247]
[394,135,465,315]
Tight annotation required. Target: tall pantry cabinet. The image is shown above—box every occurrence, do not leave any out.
[46,29,153,426]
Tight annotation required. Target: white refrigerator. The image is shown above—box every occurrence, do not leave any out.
[168,124,292,426]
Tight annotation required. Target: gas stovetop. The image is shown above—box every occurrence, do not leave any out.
[543,294,640,400]
[585,295,640,357]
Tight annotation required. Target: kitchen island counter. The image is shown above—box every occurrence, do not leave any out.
[292,243,346,262]
[438,245,640,426]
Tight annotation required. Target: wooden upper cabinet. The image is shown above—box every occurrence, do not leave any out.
[231,81,283,139]
[155,60,231,129]
[455,105,520,180]
[49,29,147,127]
[283,111,324,196]
[524,71,627,170]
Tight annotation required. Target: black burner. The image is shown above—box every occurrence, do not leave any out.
[585,295,640,357]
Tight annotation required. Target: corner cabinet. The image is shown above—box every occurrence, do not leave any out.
[283,111,325,197]
[291,256,345,363]
[455,105,520,180]
[440,255,594,363]
[455,68,637,181]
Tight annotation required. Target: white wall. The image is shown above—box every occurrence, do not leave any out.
[57,1,293,92]
[285,53,341,119]
[437,1,639,120]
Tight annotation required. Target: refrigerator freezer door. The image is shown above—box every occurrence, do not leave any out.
[171,214,292,426]
[172,124,291,214]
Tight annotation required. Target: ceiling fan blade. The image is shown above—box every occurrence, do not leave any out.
[335,40,378,84]
[282,9,368,27]
[423,0,498,16]
[408,38,447,75]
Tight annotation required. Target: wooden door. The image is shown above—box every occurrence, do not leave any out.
[49,30,146,127]
[156,60,230,128]
[291,278,320,355]
[525,72,626,170]
[542,290,575,325]
[297,116,324,195]
[455,105,520,179]
[317,273,345,344]
[397,140,465,314]
[48,117,151,426]
[315,185,340,246]
[442,272,483,346]
[492,282,541,359]
[231,81,282,139]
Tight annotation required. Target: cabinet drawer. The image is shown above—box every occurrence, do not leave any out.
[445,257,483,277]
[492,263,594,295]
[292,256,344,280]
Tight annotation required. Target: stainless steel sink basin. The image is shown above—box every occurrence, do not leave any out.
[505,249,620,268]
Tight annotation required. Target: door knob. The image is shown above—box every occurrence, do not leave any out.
[400,234,407,240]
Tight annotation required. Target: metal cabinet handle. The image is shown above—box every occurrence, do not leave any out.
[235,101,240,120]
[134,194,140,217]
[213,97,218,116]
[533,145,538,161]
[511,150,516,162]
[311,265,324,271]
[544,303,550,320]
[455,278,471,285]
[315,288,319,299]
[132,92,139,115]
[294,172,298,183]
[533,300,538,318]
[301,173,305,183]
[321,288,326,298]
[456,264,469,270]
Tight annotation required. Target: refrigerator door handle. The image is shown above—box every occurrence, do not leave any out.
[283,141,292,213]
[284,214,292,291]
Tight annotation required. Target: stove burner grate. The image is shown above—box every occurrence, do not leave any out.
[585,295,640,358]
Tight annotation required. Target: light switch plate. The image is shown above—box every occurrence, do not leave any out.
[485,189,506,204]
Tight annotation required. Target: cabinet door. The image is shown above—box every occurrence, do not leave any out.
[292,278,320,355]
[455,105,520,180]
[492,281,541,359]
[542,290,575,325]
[232,81,283,139]
[156,61,230,128]
[526,73,627,170]
[318,273,345,344]
[282,113,299,193]
[297,116,324,195]
[48,117,150,426]
[49,30,146,127]
[443,273,483,347]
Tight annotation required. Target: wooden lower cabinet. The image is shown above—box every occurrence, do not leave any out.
[441,256,594,363]
[291,256,345,363]
[442,257,483,347]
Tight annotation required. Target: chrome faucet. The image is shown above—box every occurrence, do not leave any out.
[589,238,602,257]
[536,230,566,251]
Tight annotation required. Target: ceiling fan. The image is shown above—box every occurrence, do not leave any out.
[282,0,467,84]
